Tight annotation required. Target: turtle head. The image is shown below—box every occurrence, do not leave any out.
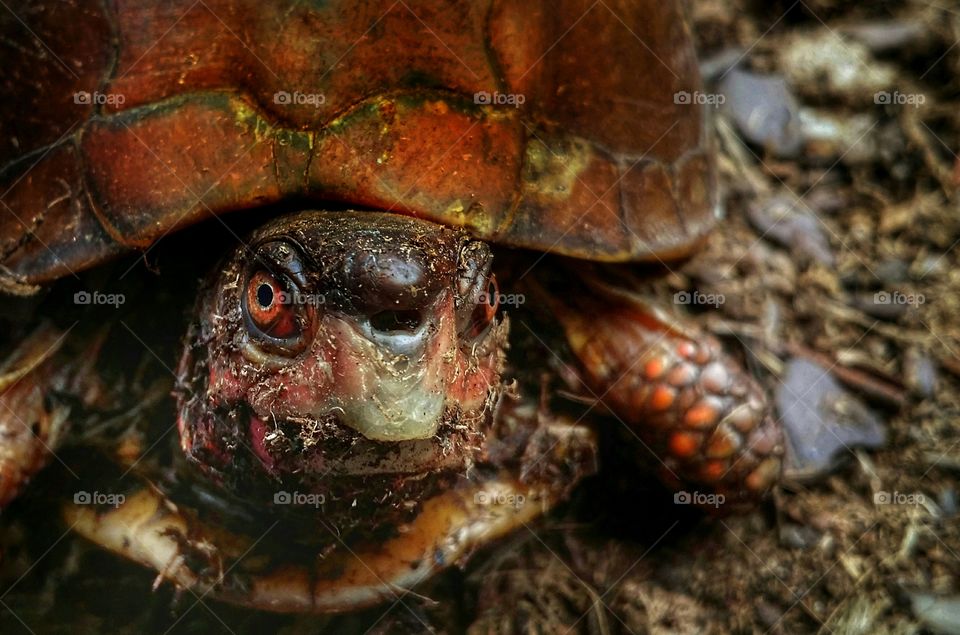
[175,211,506,492]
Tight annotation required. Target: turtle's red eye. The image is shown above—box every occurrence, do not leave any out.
[245,270,300,340]
[468,275,499,338]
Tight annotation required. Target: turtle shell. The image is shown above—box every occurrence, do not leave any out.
[0,0,716,287]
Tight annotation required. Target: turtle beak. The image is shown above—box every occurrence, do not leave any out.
[318,290,458,442]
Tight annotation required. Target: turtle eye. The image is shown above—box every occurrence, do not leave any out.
[467,275,499,338]
[244,270,301,342]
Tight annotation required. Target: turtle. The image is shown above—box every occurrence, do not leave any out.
[0,0,784,614]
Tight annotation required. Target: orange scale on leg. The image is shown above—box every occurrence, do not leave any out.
[669,431,700,459]
[684,398,720,429]
[666,363,698,387]
[643,357,665,381]
[676,340,697,359]
[648,384,676,411]
[700,460,726,483]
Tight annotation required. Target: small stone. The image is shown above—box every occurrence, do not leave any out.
[779,523,820,550]
[841,19,926,53]
[939,488,957,518]
[909,591,960,635]
[904,348,938,398]
[719,69,804,157]
[875,258,911,284]
[798,108,880,165]
[777,358,887,480]
[747,194,835,266]
[778,29,897,101]
[757,600,788,629]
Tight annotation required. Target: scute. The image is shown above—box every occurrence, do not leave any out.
[0,0,113,161]
[0,0,715,286]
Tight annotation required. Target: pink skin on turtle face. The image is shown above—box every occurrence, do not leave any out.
[176,212,506,489]
[206,293,496,434]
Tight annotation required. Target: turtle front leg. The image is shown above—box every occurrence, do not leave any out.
[0,322,112,507]
[536,272,783,511]
[0,323,73,507]
[65,401,597,613]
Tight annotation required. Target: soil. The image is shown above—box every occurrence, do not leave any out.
[1,0,959,633]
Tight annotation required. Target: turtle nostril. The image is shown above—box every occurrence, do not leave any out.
[369,309,423,333]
